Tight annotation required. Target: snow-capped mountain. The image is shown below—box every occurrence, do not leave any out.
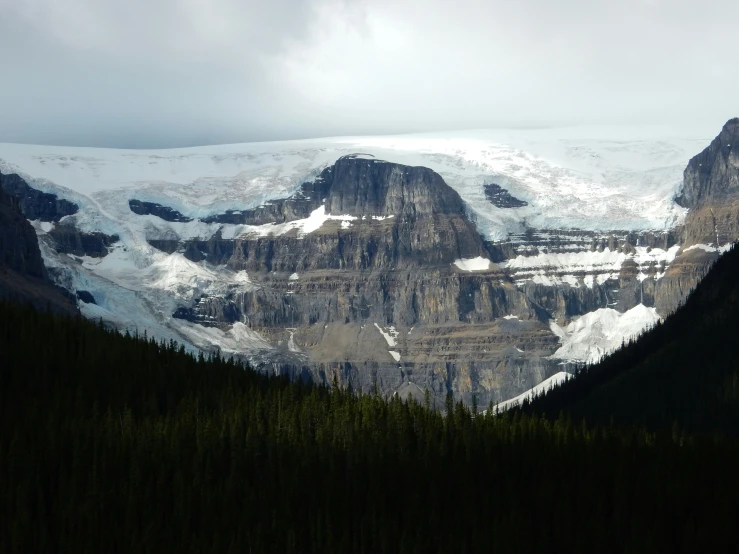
[1,122,734,406]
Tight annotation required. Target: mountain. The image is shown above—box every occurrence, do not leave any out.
[0,123,735,405]
[0,178,76,313]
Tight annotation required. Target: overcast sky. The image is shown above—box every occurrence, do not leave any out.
[1,0,737,148]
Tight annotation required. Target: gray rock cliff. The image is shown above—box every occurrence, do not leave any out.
[0,185,76,313]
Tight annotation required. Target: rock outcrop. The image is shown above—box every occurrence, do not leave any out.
[677,118,739,209]
[0,171,119,258]
[48,225,119,257]
[484,183,528,208]
[0,185,76,313]
[0,172,78,221]
[129,199,192,222]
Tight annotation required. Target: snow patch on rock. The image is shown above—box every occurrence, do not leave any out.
[374,323,399,347]
[287,331,300,353]
[684,242,733,254]
[549,304,660,364]
[454,256,492,271]
[504,245,681,288]
[30,220,54,233]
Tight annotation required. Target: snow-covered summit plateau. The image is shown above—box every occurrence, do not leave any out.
[0,125,715,238]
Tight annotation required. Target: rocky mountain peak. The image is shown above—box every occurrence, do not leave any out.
[677,117,739,208]
[323,155,467,217]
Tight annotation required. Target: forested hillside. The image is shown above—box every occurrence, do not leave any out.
[524,245,739,436]
[2,299,738,553]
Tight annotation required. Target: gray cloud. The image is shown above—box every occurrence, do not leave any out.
[0,0,736,148]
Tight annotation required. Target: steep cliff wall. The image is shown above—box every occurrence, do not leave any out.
[161,157,557,405]
[0,185,76,313]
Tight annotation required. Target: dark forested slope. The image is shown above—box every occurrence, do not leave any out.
[524,245,739,436]
[2,299,739,554]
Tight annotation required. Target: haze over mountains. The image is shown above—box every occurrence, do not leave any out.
[1,120,738,406]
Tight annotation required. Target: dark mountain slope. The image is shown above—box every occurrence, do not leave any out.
[524,244,739,436]
[0,185,76,314]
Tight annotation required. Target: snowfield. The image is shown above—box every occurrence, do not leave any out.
[0,125,717,369]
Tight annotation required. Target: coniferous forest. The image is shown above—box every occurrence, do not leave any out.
[3,246,739,553]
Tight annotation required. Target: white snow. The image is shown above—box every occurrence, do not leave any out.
[227,205,356,239]
[549,304,660,364]
[30,220,54,233]
[289,272,299,281]
[685,243,716,253]
[502,314,519,320]
[454,256,492,271]
[492,372,571,412]
[505,249,626,272]
[374,323,399,347]
[388,350,401,362]
[684,242,733,254]
[173,321,272,356]
[287,331,300,353]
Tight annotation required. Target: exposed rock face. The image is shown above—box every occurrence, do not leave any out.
[0,187,46,278]
[1,171,118,258]
[151,236,236,264]
[48,225,119,257]
[484,183,528,208]
[0,172,78,221]
[673,119,739,258]
[201,169,332,225]
[173,295,241,326]
[654,118,739,309]
[0,185,76,313]
[653,248,715,314]
[677,118,739,209]
[75,290,96,304]
[129,199,192,222]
